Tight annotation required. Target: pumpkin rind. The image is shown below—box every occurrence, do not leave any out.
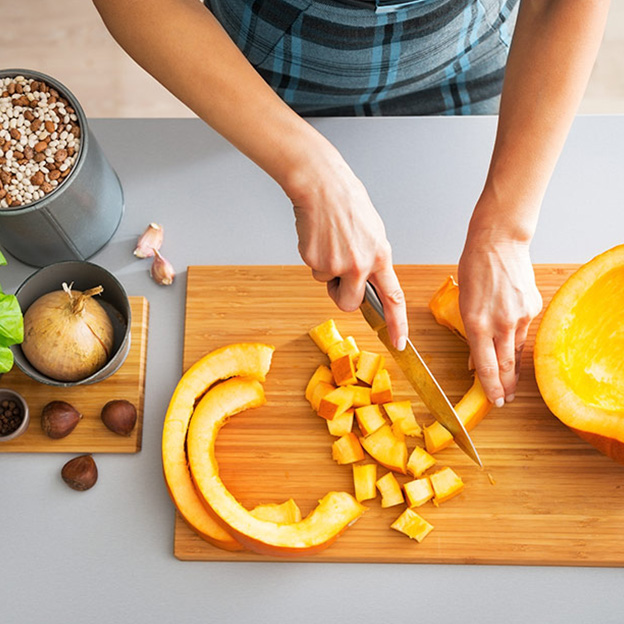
[187,377,366,557]
[162,343,274,551]
[534,245,624,463]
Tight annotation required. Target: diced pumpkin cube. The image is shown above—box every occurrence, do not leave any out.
[352,463,377,503]
[376,472,404,508]
[347,385,372,408]
[391,508,434,543]
[330,354,358,386]
[308,319,343,354]
[371,368,393,404]
[328,336,360,363]
[318,386,354,420]
[305,365,334,403]
[403,477,434,508]
[327,409,354,437]
[355,351,385,386]
[250,499,302,523]
[310,381,336,412]
[360,424,407,474]
[423,421,454,454]
[332,432,365,465]
[430,467,464,505]
[383,401,422,437]
[355,404,387,436]
[407,446,437,478]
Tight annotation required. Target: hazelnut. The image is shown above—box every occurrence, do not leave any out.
[101,399,137,436]
[61,455,98,491]
[41,400,82,439]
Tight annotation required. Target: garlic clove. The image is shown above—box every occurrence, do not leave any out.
[134,222,164,258]
[150,249,175,286]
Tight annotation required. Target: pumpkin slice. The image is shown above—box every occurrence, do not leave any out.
[162,343,274,551]
[429,276,493,432]
[429,275,466,338]
[187,377,366,557]
[534,244,624,464]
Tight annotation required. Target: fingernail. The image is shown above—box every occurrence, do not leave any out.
[396,336,407,351]
[494,397,505,408]
[506,393,515,403]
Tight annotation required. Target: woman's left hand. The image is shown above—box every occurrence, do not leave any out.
[458,232,542,408]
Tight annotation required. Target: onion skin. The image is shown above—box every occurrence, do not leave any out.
[22,285,114,382]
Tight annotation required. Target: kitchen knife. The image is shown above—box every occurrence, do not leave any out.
[360,282,482,468]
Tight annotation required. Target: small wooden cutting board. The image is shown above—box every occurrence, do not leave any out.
[173,266,624,566]
[0,296,148,453]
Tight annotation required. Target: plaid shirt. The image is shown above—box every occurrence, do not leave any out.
[204,0,519,115]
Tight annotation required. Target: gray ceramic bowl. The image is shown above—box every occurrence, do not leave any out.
[0,388,30,442]
[12,261,131,387]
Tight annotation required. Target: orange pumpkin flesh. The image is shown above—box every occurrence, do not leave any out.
[162,343,274,551]
[534,245,624,464]
[187,377,366,557]
[429,277,493,432]
[429,276,466,338]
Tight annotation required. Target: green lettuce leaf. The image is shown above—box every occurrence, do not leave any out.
[0,292,23,347]
[0,250,6,266]
[0,345,14,374]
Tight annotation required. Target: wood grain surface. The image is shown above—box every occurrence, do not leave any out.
[0,296,148,453]
[173,266,624,565]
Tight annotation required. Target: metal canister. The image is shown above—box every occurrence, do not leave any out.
[0,69,124,267]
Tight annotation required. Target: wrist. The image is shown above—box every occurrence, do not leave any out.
[468,184,540,246]
[271,124,349,204]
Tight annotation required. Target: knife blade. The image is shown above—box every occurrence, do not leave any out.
[360,282,482,468]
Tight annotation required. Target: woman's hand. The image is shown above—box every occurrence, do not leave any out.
[289,155,408,351]
[458,229,542,407]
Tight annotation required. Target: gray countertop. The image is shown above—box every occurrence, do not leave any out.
[1,116,624,624]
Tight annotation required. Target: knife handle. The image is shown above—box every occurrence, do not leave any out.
[363,282,385,321]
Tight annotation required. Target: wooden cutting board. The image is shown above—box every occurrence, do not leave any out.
[173,266,624,566]
[0,296,148,453]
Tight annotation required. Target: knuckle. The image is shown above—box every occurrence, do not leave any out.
[299,246,319,270]
[498,357,515,374]
[463,313,489,336]
[475,364,498,380]
[493,310,515,332]
[385,287,405,306]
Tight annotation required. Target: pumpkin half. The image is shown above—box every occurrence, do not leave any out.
[162,343,274,551]
[534,244,624,464]
[187,376,366,557]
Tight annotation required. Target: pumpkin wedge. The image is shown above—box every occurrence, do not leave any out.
[162,343,274,551]
[429,276,466,338]
[429,276,493,432]
[534,244,624,464]
[187,377,366,557]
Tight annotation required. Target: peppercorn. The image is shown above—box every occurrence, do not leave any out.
[0,399,23,436]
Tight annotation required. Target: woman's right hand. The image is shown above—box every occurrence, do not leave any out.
[287,153,408,351]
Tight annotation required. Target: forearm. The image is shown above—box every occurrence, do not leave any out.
[472,0,610,242]
[92,0,336,195]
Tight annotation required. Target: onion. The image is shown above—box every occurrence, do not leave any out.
[22,282,114,382]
